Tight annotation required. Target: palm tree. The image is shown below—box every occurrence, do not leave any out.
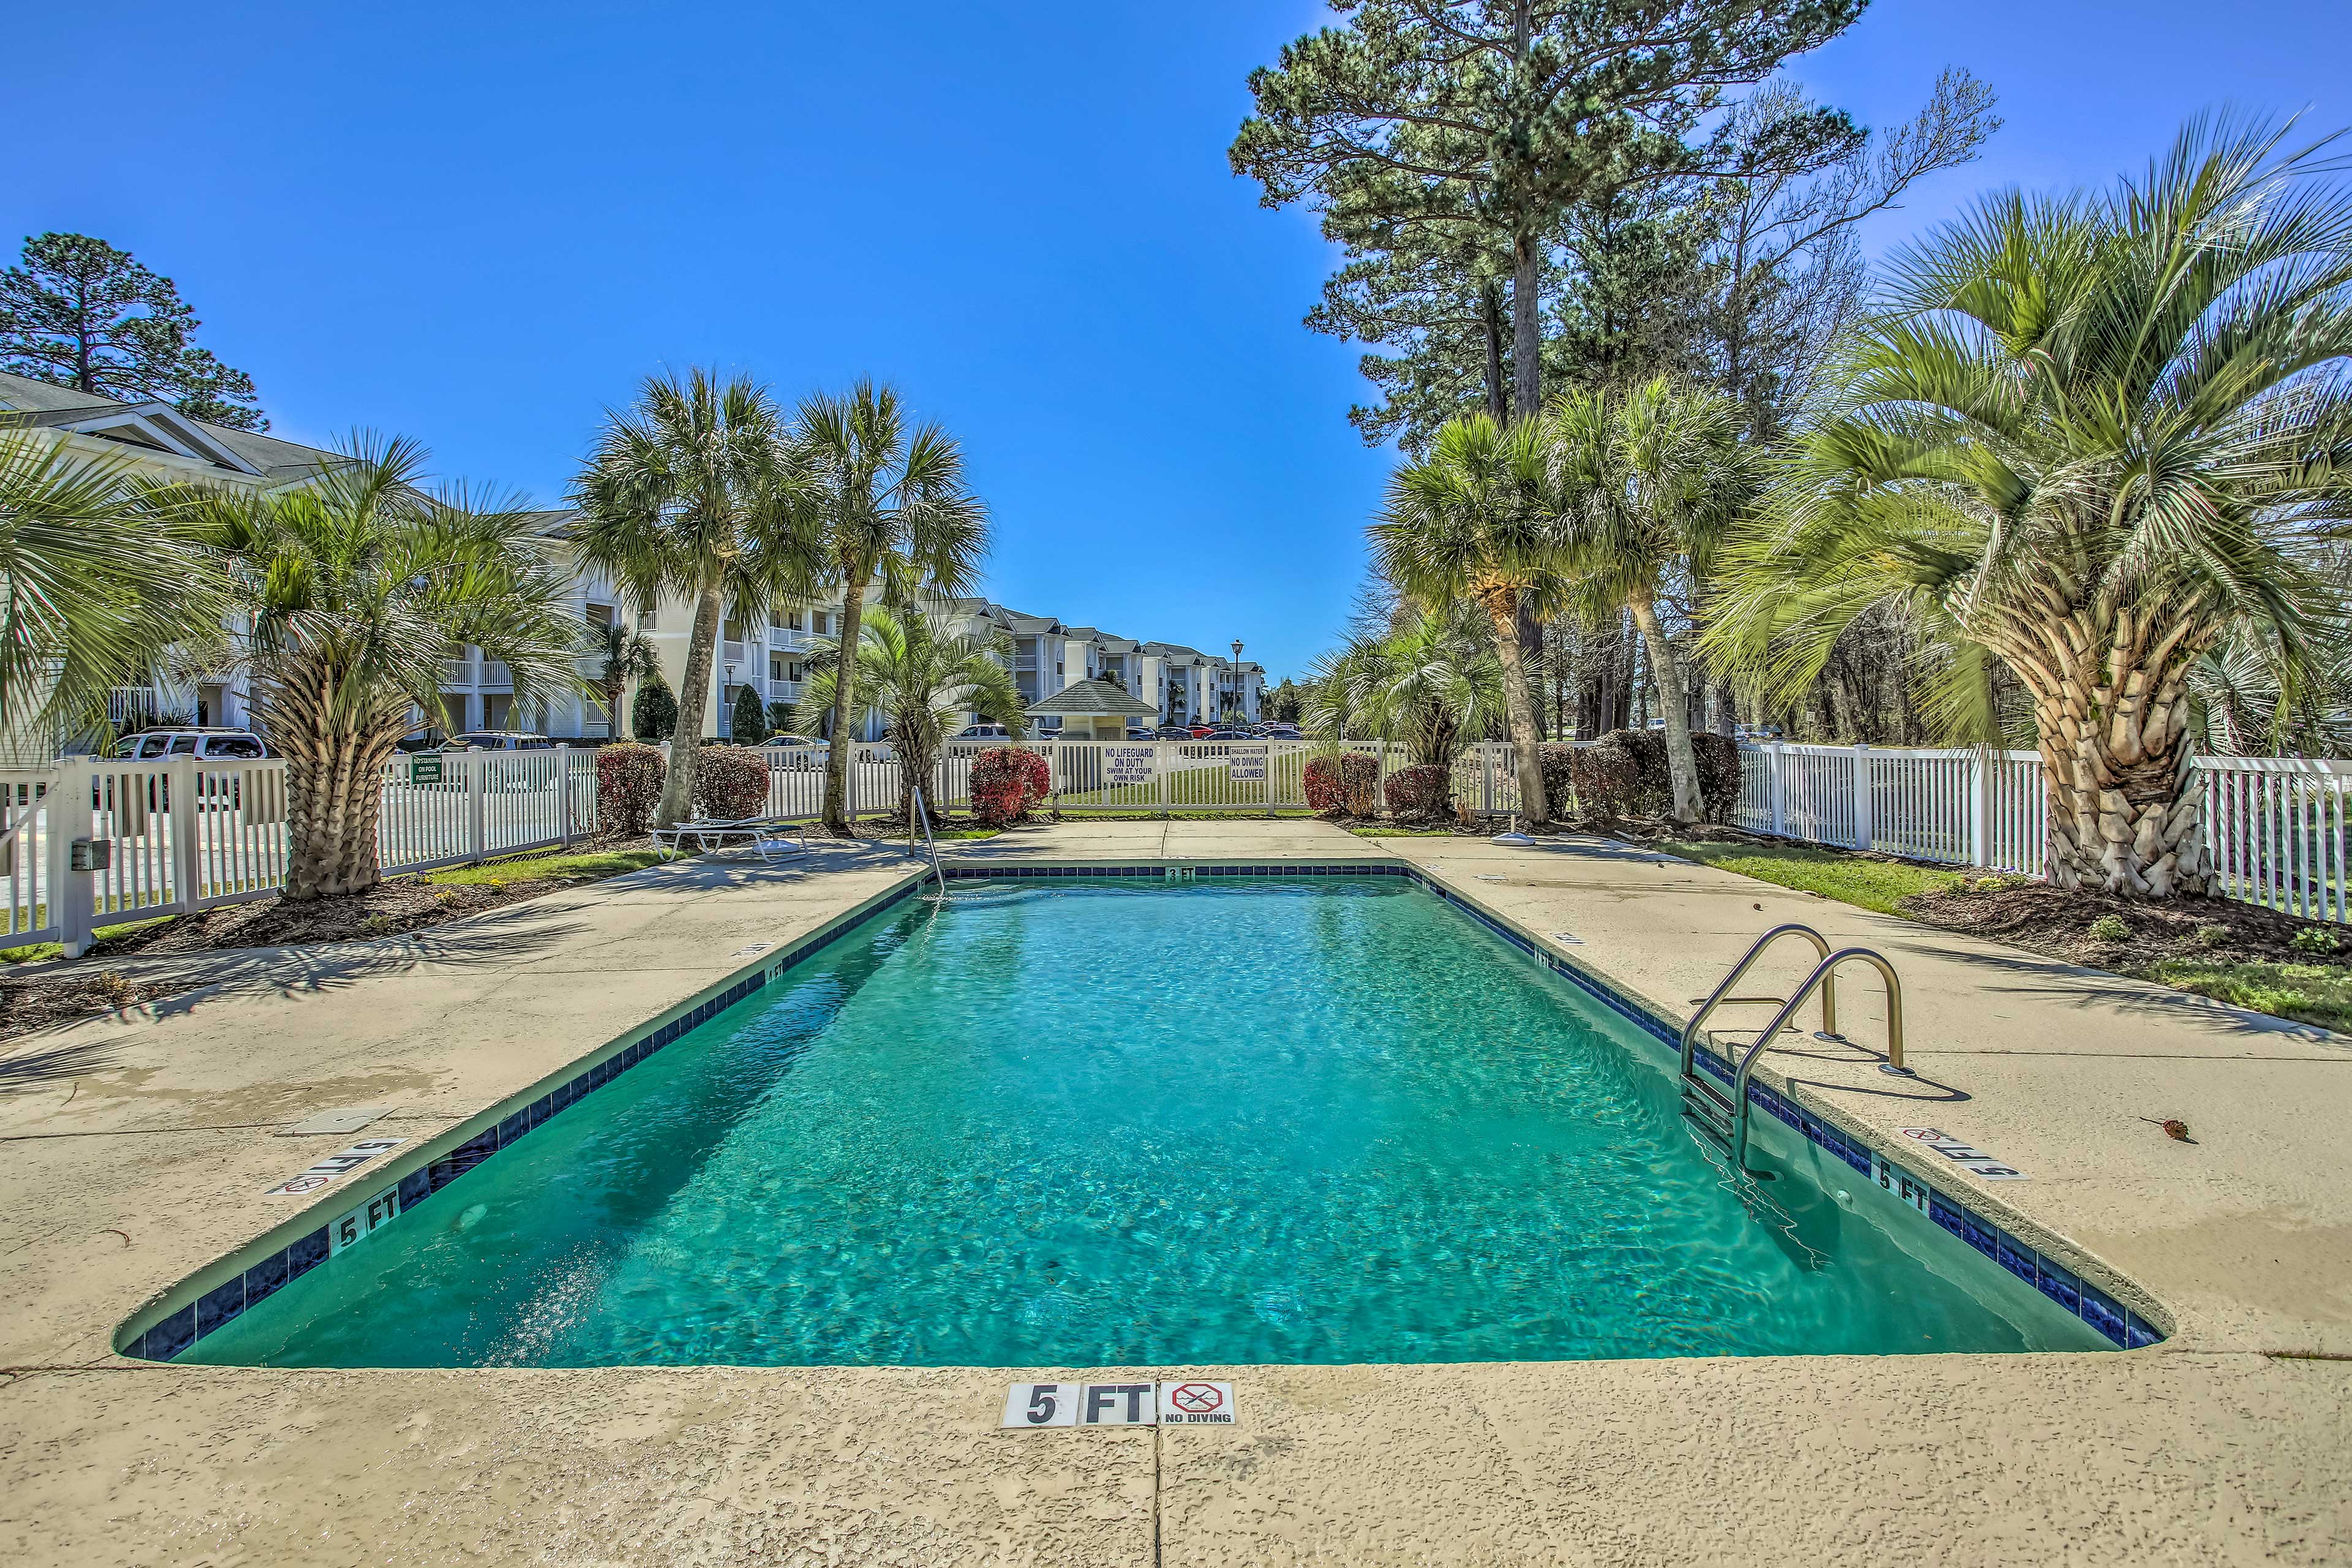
[573,371,810,828]
[788,381,988,835]
[1308,600,1504,769]
[1708,117,2352,899]
[1368,413,1560,824]
[0,430,217,752]
[187,437,580,899]
[795,606,1023,821]
[1544,379,1759,824]
[586,618,658,742]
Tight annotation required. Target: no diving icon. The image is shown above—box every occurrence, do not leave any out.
[1000,1381,1237,1429]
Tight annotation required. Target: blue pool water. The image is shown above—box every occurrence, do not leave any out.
[186,876,2102,1366]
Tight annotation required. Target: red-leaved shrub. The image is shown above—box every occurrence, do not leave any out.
[693,745,771,821]
[971,747,1051,826]
[1383,762,1454,823]
[596,742,666,839]
[1306,753,1382,817]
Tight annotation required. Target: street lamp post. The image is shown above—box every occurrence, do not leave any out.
[1230,639,1243,724]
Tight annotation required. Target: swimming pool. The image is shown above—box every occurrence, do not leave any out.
[162,872,2127,1367]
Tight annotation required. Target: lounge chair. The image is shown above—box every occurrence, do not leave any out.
[651,816,809,864]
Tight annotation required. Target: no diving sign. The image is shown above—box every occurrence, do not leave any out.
[1001,1381,1237,1429]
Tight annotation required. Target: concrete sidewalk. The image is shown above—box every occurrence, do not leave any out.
[1,818,2346,1565]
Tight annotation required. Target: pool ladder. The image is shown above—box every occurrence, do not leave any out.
[1678,924,1910,1175]
[910,786,948,897]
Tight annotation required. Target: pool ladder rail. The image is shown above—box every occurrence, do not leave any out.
[910,786,949,897]
[1678,923,1911,1177]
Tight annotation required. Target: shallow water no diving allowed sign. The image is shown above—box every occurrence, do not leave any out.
[1000,1381,1236,1429]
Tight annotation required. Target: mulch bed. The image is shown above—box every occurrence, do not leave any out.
[1899,879,2346,972]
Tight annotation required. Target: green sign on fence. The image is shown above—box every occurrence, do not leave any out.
[410,755,443,785]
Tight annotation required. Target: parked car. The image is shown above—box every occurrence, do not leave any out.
[1261,723,1302,740]
[1187,722,1218,739]
[1125,726,1156,741]
[765,733,826,769]
[956,723,1014,741]
[1202,728,1254,741]
[394,728,448,753]
[452,731,556,750]
[1152,725,1194,740]
[116,727,268,761]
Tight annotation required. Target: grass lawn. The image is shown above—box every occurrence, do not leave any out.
[1,916,169,967]
[2138,958,2352,1033]
[425,845,669,888]
[1651,837,1966,917]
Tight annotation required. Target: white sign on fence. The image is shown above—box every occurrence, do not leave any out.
[1104,745,1155,786]
[1226,745,1268,782]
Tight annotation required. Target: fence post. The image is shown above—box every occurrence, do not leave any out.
[556,745,575,846]
[1968,747,1991,870]
[1158,741,1170,815]
[1481,744,1496,816]
[466,751,488,863]
[1768,742,1787,837]
[52,761,94,958]
[1852,743,1872,851]
[168,755,203,912]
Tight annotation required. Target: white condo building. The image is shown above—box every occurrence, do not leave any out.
[0,369,1264,755]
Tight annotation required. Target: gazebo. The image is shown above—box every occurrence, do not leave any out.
[1024,678,1159,739]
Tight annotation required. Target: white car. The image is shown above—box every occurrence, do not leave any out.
[118,727,268,761]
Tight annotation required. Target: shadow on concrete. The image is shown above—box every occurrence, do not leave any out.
[0,1038,120,1092]
[1871,936,2348,1049]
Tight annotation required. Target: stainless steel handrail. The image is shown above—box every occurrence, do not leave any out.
[1678,924,1839,1080]
[910,785,948,897]
[1728,946,1910,1172]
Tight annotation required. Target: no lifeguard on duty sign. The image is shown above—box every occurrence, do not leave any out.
[1001,1381,1237,1429]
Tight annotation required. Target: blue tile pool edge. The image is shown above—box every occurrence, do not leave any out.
[118,859,2167,1362]
[114,869,936,1363]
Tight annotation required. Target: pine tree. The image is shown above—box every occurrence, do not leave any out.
[631,676,678,741]
[730,682,769,743]
[0,233,266,429]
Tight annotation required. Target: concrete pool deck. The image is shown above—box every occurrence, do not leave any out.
[2,819,2347,1564]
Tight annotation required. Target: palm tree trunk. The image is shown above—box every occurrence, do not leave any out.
[277,669,398,900]
[2031,630,2209,898]
[1479,583,1552,827]
[657,571,725,828]
[822,573,869,835]
[1628,590,1702,824]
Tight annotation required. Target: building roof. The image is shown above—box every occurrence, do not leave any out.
[1022,678,1159,718]
[0,368,337,482]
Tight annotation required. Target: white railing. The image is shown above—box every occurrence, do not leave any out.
[1734,742,2352,922]
[2,748,605,957]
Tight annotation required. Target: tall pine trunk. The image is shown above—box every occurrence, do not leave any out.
[655,571,725,828]
[1628,590,1702,824]
[822,573,870,834]
[1479,581,1552,827]
[1510,231,1542,429]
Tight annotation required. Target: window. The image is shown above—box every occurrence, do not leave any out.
[586,603,614,628]
[168,734,199,755]
[135,735,171,758]
[723,616,747,642]
[637,598,657,632]
[200,736,265,760]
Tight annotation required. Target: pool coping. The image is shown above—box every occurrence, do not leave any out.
[116,856,2164,1365]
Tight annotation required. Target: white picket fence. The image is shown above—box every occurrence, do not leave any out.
[9,736,2340,962]
[1733,742,2352,923]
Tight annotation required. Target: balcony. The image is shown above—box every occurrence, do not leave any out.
[767,678,802,703]
[768,627,811,650]
[440,658,473,686]
[722,639,747,668]
[478,661,513,690]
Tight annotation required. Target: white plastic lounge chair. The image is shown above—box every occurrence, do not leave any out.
[650,816,809,864]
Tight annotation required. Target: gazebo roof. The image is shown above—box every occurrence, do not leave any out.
[1023,678,1159,719]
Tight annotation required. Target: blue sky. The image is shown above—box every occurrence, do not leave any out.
[10,1,2347,679]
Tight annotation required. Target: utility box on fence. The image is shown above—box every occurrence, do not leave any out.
[70,837,112,873]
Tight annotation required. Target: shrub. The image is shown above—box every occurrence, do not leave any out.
[729,684,769,744]
[1384,762,1454,823]
[1574,729,1743,823]
[596,742,667,837]
[693,745,771,821]
[1566,736,1642,823]
[2291,924,2342,956]
[972,746,1052,826]
[1303,752,1384,818]
[631,676,677,741]
[2195,923,2231,948]
[1303,754,1346,815]
[2087,914,2130,943]
[767,700,797,737]
[1340,751,1381,816]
